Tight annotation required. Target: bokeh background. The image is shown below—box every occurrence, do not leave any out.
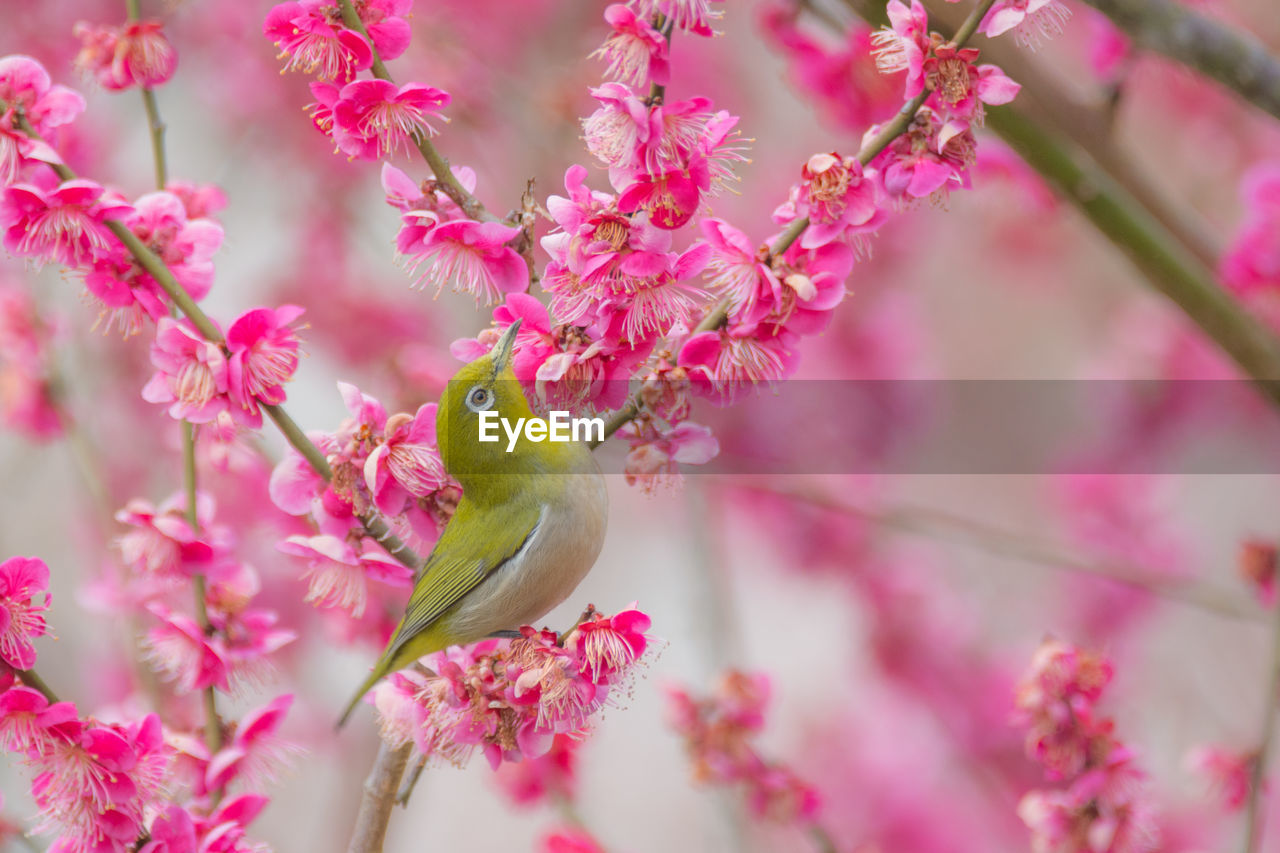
[2,0,1280,850]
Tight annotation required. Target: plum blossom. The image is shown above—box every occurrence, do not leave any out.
[83,191,223,335]
[618,420,719,493]
[277,534,412,618]
[373,606,653,769]
[328,79,450,160]
[870,0,930,98]
[226,304,304,422]
[678,321,800,403]
[145,605,230,693]
[980,0,1072,48]
[871,107,975,205]
[0,283,62,440]
[205,694,296,791]
[1221,163,1280,302]
[493,733,579,806]
[0,555,50,670]
[73,20,177,91]
[634,0,724,37]
[666,670,822,825]
[1185,745,1252,813]
[115,491,231,581]
[363,402,449,513]
[774,152,885,251]
[399,217,528,305]
[141,316,230,423]
[1,173,131,268]
[922,41,1021,122]
[264,0,411,81]
[0,55,85,186]
[592,5,670,88]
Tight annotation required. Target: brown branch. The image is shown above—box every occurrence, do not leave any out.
[346,741,412,853]
[1079,0,1280,123]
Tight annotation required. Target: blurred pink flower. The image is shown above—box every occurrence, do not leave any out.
[1185,745,1253,813]
[619,420,719,493]
[0,555,50,670]
[73,20,177,91]
[540,827,605,853]
[1239,539,1277,606]
[634,0,724,36]
[278,534,412,618]
[0,55,85,185]
[980,0,1071,48]
[205,694,295,791]
[493,732,578,807]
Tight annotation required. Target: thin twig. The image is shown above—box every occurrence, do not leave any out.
[1243,601,1280,852]
[732,480,1267,622]
[17,669,60,703]
[332,0,490,222]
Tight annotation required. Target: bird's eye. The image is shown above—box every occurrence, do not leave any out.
[465,385,494,413]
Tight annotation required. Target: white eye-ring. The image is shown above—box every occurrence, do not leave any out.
[465,385,495,413]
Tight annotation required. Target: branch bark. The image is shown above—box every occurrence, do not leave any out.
[346,742,412,853]
[1080,0,1280,123]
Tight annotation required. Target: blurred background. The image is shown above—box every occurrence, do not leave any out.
[2,0,1280,850]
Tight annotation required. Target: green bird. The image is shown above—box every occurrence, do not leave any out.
[337,320,608,727]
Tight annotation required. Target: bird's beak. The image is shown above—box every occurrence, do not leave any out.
[491,318,522,370]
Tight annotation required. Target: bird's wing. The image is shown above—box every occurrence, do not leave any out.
[384,499,543,660]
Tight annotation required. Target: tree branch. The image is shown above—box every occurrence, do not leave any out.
[1243,600,1280,852]
[1079,0,1280,123]
[346,741,412,853]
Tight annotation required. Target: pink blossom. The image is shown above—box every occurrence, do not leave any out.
[678,322,801,403]
[1239,539,1277,606]
[145,605,229,692]
[980,0,1072,48]
[278,534,412,618]
[0,56,85,185]
[141,316,230,424]
[618,420,719,493]
[565,606,651,682]
[205,694,295,791]
[870,0,930,98]
[400,217,528,304]
[775,152,885,250]
[922,43,1021,122]
[592,5,670,88]
[634,0,724,36]
[114,491,229,580]
[871,108,974,204]
[1221,163,1280,298]
[363,403,449,514]
[1185,745,1252,812]
[83,191,222,335]
[264,0,376,81]
[614,157,709,230]
[581,83,651,171]
[0,686,62,753]
[225,304,304,420]
[165,181,227,221]
[329,79,450,160]
[0,283,62,440]
[494,733,578,806]
[73,20,177,91]
[0,174,131,268]
[540,828,605,853]
[0,556,50,670]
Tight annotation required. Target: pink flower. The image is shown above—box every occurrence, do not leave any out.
[614,157,709,230]
[494,733,578,806]
[329,79,450,160]
[1239,539,1277,606]
[634,0,724,36]
[871,108,974,204]
[0,174,131,268]
[363,403,448,513]
[980,0,1071,48]
[400,218,528,305]
[922,44,1021,122]
[114,491,228,580]
[540,828,605,853]
[582,83,651,171]
[565,606,651,682]
[1185,745,1252,812]
[0,556,50,670]
[592,5,670,88]
[0,56,85,185]
[619,421,719,493]
[0,686,62,753]
[73,20,177,91]
[775,152,885,250]
[141,316,230,424]
[278,534,412,618]
[264,0,373,81]
[870,0,930,98]
[226,304,304,420]
[165,181,227,220]
[700,218,778,318]
[145,605,229,692]
[678,322,800,403]
[83,191,222,335]
[1221,163,1280,298]
[205,694,295,791]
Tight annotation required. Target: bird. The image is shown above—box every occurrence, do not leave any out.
[337,319,608,727]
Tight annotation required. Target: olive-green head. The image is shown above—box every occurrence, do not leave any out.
[437,320,538,488]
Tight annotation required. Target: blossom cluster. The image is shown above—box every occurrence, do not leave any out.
[0,282,63,439]
[666,669,821,826]
[371,606,651,768]
[1014,639,1158,853]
